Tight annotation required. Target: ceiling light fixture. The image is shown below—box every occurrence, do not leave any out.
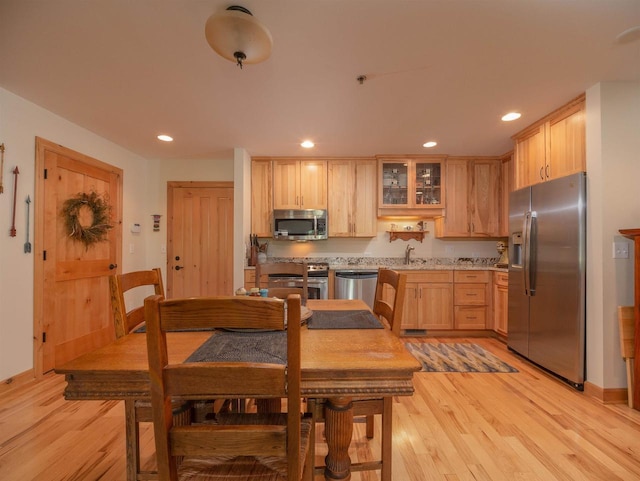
[502,112,522,122]
[616,25,640,44]
[301,140,315,148]
[157,134,173,142]
[204,6,273,69]
[423,141,437,148]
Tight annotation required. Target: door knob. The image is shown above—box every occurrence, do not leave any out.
[175,256,180,261]
[109,263,118,270]
[175,265,184,271]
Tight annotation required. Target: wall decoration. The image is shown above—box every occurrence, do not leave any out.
[0,143,5,193]
[24,195,31,253]
[152,214,161,231]
[10,166,19,237]
[62,191,113,247]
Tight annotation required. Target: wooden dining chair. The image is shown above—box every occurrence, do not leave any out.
[618,305,635,408]
[309,268,406,481]
[109,268,192,481]
[144,294,313,481]
[255,261,308,304]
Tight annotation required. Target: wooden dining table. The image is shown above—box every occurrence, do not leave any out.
[55,298,421,481]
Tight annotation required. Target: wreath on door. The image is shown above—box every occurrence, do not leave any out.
[62,191,113,247]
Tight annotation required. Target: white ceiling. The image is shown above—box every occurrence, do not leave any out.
[1,0,639,161]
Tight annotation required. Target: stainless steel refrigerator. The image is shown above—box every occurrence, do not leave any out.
[508,172,586,390]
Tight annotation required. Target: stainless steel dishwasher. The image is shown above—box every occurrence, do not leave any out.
[334,270,378,309]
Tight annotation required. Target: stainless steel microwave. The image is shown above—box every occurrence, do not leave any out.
[273,209,328,241]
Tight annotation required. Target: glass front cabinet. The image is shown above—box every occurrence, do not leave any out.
[377,156,445,216]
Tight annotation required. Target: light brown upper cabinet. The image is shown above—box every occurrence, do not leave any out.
[499,152,514,237]
[328,158,377,237]
[513,94,585,190]
[273,159,328,209]
[377,155,446,217]
[435,157,502,238]
[251,158,273,237]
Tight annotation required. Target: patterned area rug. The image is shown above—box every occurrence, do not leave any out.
[405,342,518,373]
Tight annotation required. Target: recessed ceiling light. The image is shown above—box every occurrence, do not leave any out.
[501,112,521,122]
[301,140,315,148]
[422,141,437,148]
[157,134,173,142]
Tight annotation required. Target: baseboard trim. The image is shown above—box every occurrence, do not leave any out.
[1,369,36,393]
[584,381,628,404]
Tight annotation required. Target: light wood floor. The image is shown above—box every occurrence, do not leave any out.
[2,337,640,480]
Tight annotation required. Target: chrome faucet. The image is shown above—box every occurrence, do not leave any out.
[404,245,415,265]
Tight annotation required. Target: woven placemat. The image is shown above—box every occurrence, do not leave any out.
[307,310,383,329]
[186,331,287,365]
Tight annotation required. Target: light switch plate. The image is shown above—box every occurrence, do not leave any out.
[613,241,629,259]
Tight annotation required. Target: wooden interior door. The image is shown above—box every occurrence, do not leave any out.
[167,182,233,298]
[35,138,122,374]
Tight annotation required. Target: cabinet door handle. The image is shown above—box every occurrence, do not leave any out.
[545,165,550,179]
[540,166,544,181]
[301,195,304,205]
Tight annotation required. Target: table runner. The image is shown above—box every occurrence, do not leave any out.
[307,310,383,329]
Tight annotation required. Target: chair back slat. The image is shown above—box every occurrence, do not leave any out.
[165,364,286,398]
[373,268,407,336]
[158,296,285,331]
[170,425,287,457]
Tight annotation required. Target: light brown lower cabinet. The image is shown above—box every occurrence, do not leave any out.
[397,271,454,330]
[493,271,508,335]
[453,270,490,329]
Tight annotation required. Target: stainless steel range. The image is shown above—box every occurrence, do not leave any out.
[267,262,329,300]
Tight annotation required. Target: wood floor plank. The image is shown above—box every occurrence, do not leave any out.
[2,337,640,480]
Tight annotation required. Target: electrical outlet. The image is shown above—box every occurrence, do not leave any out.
[129,243,135,254]
[161,244,166,253]
[613,241,629,259]
[444,244,454,255]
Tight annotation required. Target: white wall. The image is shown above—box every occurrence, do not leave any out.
[586,81,640,389]
[0,87,149,381]
[143,157,235,282]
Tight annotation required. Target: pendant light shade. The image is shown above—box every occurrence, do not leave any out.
[205,6,273,68]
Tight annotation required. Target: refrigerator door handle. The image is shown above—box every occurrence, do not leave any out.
[524,211,537,296]
[523,211,531,295]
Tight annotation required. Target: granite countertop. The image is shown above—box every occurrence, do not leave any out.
[329,263,508,272]
[247,257,508,273]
